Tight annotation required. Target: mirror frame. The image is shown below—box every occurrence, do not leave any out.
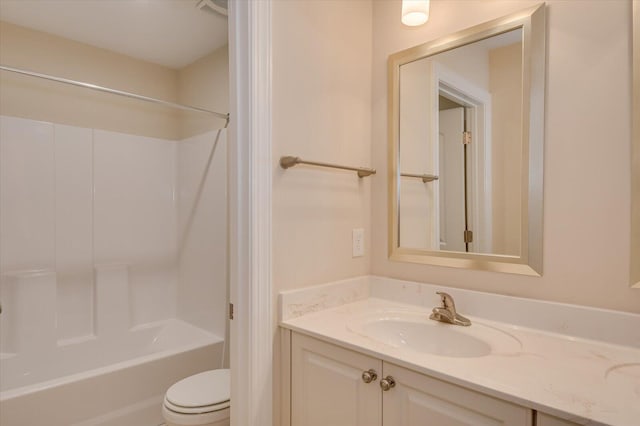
[388,4,546,276]
[632,1,640,287]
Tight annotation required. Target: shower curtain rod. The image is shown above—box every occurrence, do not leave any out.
[0,64,230,120]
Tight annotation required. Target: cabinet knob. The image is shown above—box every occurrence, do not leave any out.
[361,369,378,384]
[380,376,396,391]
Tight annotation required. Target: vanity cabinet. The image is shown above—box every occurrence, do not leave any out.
[291,332,532,426]
[383,362,532,425]
[291,332,382,426]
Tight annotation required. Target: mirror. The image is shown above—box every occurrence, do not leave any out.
[388,4,545,275]
[632,0,639,287]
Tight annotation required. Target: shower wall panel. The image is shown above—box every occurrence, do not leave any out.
[54,124,94,341]
[177,130,227,334]
[0,115,179,354]
[93,129,177,326]
[0,116,55,272]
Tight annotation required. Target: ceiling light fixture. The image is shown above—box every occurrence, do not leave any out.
[402,0,430,27]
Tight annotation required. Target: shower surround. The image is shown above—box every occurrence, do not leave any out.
[0,114,227,424]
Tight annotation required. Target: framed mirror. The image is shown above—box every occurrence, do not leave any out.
[632,0,639,287]
[388,4,545,276]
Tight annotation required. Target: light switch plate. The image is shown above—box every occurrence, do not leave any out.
[352,228,364,257]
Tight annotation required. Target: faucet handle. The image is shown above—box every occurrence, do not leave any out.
[435,291,456,312]
[432,291,471,326]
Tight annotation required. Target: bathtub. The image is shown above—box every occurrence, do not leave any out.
[0,319,224,426]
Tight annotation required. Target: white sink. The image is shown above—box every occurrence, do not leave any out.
[348,311,522,358]
[605,363,640,398]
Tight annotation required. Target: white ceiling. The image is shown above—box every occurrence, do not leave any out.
[0,0,228,69]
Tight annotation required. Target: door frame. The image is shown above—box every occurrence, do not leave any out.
[228,1,273,425]
[432,63,493,253]
[437,105,467,252]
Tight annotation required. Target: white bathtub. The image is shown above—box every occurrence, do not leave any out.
[0,319,224,426]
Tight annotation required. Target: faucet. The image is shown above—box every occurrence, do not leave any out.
[429,292,471,326]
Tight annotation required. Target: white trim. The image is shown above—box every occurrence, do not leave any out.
[280,328,292,426]
[228,0,273,425]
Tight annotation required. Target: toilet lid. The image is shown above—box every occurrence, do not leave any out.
[166,369,230,409]
[164,397,230,415]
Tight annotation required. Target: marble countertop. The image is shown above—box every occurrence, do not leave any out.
[280,297,640,426]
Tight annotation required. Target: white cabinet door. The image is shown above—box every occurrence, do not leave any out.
[291,333,382,426]
[382,363,532,426]
[536,413,581,426]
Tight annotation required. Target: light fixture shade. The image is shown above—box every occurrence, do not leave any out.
[401,0,430,27]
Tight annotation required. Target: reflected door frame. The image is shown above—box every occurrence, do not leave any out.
[438,106,466,252]
[432,63,493,254]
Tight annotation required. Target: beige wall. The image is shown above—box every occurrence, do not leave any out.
[0,22,229,140]
[271,1,638,422]
[178,45,229,138]
[267,0,639,422]
[398,58,437,249]
[272,0,373,293]
[271,0,373,423]
[490,42,522,255]
[0,21,181,140]
[371,0,640,313]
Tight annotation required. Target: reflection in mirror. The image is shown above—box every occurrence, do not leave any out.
[399,29,522,256]
[389,4,545,275]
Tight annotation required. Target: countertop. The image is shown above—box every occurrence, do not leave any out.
[280,297,640,426]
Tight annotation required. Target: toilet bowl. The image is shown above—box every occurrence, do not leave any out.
[162,369,230,426]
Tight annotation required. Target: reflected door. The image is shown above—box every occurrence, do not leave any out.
[438,107,466,252]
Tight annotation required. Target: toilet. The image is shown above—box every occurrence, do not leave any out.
[162,369,230,426]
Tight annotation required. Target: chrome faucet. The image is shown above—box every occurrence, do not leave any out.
[429,292,471,326]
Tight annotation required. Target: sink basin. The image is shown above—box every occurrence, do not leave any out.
[605,364,640,397]
[348,311,522,358]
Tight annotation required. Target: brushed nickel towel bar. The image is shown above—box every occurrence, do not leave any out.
[280,156,376,178]
[0,64,230,120]
[401,173,439,183]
